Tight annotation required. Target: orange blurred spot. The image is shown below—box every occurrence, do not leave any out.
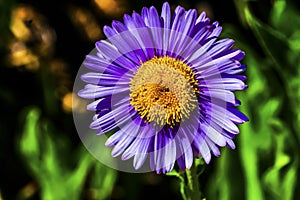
[10,6,33,41]
[68,6,102,41]
[9,41,39,70]
[8,4,56,71]
[94,0,128,17]
[10,5,56,51]
[50,59,67,75]
[62,92,73,112]
[50,59,71,97]
[62,92,86,113]
[17,182,38,199]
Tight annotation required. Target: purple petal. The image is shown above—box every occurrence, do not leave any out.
[205,137,221,156]
[161,2,170,55]
[225,138,236,149]
[84,55,126,75]
[199,78,246,91]
[193,134,211,163]
[78,84,129,99]
[148,6,163,56]
[200,88,236,105]
[200,122,226,146]
[96,41,137,71]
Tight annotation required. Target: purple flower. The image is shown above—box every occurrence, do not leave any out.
[78,2,248,173]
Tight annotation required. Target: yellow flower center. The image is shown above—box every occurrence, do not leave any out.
[129,56,199,127]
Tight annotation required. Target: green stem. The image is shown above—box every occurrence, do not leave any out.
[167,160,204,200]
[185,163,202,200]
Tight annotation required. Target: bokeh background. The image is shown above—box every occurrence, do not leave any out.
[0,0,299,199]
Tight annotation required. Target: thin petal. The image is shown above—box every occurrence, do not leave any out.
[161,2,170,55]
[148,6,163,56]
[96,41,137,71]
[78,84,128,99]
[193,134,211,163]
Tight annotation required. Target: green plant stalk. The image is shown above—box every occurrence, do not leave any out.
[167,161,204,200]
[185,163,202,200]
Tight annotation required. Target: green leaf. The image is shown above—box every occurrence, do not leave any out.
[19,108,42,174]
[18,107,117,200]
[262,120,298,200]
[270,0,300,37]
[89,162,117,200]
[244,6,296,76]
[270,0,286,28]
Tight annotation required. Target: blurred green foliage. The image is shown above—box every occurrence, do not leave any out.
[18,107,117,200]
[207,0,300,199]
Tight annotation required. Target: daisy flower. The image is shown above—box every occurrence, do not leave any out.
[78,2,248,173]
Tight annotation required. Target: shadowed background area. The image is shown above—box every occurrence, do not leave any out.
[0,0,299,199]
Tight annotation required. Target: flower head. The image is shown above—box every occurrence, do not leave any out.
[78,2,248,173]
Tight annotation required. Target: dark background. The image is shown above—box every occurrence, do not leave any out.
[0,0,299,199]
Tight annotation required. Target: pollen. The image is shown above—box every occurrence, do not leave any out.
[129,56,199,127]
